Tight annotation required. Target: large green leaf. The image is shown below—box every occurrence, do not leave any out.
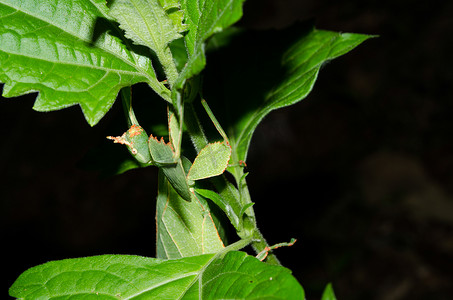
[204,24,372,165]
[156,170,225,259]
[9,254,211,299]
[9,252,304,299]
[0,0,169,126]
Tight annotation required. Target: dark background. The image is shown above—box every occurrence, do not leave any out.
[2,0,453,299]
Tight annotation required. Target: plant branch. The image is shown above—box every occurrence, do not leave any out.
[184,103,209,153]
[160,47,179,88]
[183,99,282,265]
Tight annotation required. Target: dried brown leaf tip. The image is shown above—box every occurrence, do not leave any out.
[106,134,137,154]
[128,124,143,137]
[148,134,160,143]
[149,134,174,147]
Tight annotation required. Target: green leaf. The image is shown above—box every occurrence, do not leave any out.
[0,0,169,126]
[202,251,304,299]
[9,254,214,299]
[149,135,192,201]
[187,141,231,181]
[195,188,241,230]
[321,283,337,300]
[156,170,225,259]
[231,27,371,162]
[203,24,372,163]
[158,0,188,33]
[168,106,182,156]
[174,0,246,90]
[10,252,304,299]
[108,0,182,84]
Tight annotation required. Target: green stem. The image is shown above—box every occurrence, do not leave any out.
[184,103,208,153]
[184,99,281,265]
[121,87,138,127]
[251,229,281,265]
[219,236,253,258]
[160,47,179,88]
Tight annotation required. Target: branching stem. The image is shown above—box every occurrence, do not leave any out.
[184,99,282,266]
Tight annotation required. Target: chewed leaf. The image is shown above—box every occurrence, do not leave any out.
[187,142,232,181]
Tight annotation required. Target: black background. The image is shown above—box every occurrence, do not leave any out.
[2,0,453,299]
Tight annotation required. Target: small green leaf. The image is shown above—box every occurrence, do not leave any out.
[156,170,225,259]
[195,188,240,230]
[10,252,304,299]
[321,283,337,300]
[187,142,231,181]
[0,0,169,126]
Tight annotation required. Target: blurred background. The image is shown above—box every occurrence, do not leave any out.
[2,0,453,299]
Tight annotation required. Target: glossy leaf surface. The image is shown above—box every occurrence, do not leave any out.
[202,251,304,299]
[10,252,304,299]
[0,0,169,126]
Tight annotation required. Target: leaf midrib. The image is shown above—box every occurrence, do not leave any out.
[125,270,200,299]
[3,50,146,76]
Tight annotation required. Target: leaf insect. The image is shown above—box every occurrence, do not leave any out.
[107,88,232,202]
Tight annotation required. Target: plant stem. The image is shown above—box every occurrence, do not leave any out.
[184,99,282,265]
[251,229,281,265]
[159,47,179,88]
[185,103,208,153]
